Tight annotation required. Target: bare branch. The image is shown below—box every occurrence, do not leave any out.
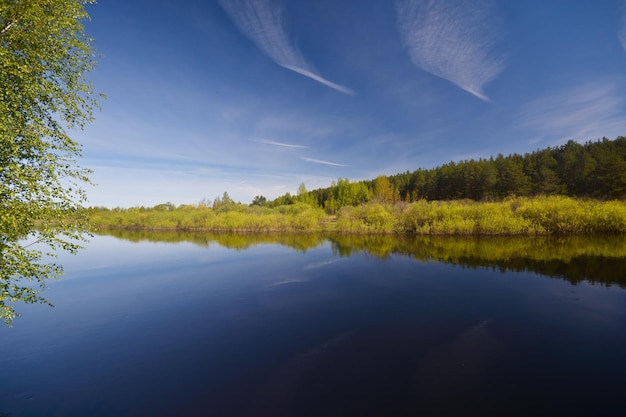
[0,20,18,36]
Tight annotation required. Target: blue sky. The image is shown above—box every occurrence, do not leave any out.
[78,0,626,207]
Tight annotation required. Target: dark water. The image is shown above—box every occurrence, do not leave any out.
[1,233,626,417]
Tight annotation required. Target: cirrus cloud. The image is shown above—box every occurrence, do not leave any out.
[395,0,506,101]
[219,0,355,95]
[257,139,308,148]
[515,82,625,144]
[301,157,348,167]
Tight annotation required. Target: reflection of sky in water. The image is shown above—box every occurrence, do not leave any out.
[1,235,625,416]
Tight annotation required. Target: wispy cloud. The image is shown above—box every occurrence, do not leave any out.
[282,65,355,95]
[395,0,506,101]
[219,0,354,95]
[620,1,626,51]
[515,82,625,144]
[257,138,308,148]
[301,157,349,167]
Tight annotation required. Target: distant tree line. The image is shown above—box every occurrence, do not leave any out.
[266,136,626,213]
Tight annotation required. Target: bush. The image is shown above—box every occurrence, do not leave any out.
[86,196,626,235]
[336,203,397,234]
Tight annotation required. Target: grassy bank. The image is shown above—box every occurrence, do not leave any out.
[87,196,626,235]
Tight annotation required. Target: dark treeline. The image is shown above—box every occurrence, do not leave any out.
[269,137,626,213]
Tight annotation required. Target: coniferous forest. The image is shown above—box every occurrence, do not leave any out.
[298,136,626,210]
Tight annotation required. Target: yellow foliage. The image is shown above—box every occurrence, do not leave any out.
[87,196,626,235]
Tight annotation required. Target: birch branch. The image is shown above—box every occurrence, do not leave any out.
[0,20,17,36]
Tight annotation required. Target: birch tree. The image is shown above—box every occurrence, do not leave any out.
[1,0,100,325]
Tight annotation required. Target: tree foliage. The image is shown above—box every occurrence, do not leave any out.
[297,182,317,207]
[250,195,267,206]
[1,0,99,325]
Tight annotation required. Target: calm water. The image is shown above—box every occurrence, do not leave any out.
[1,232,626,417]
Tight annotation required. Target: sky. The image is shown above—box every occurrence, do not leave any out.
[77,0,626,207]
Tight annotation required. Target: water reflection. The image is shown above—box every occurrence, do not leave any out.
[98,230,626,288]
[3,231,625,416]
[98,228,327,251]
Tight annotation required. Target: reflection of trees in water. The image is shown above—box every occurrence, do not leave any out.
[97,230,626,288]
[98,229,327,252]
[99,229,213,246]
[329,234,626,288]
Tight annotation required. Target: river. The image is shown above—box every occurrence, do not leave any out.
[1,232,625,416]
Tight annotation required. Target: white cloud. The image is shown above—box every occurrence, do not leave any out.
[515,82,625,144]
[395,0,506,101]
[282,65,355,96]
[257,139,308,148]
[301,157,349,167]
[219,0,354,95]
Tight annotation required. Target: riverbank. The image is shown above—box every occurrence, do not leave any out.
[86,196,626,235]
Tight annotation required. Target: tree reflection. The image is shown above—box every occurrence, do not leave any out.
[98,230,626,288]
[98,229,328,252]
